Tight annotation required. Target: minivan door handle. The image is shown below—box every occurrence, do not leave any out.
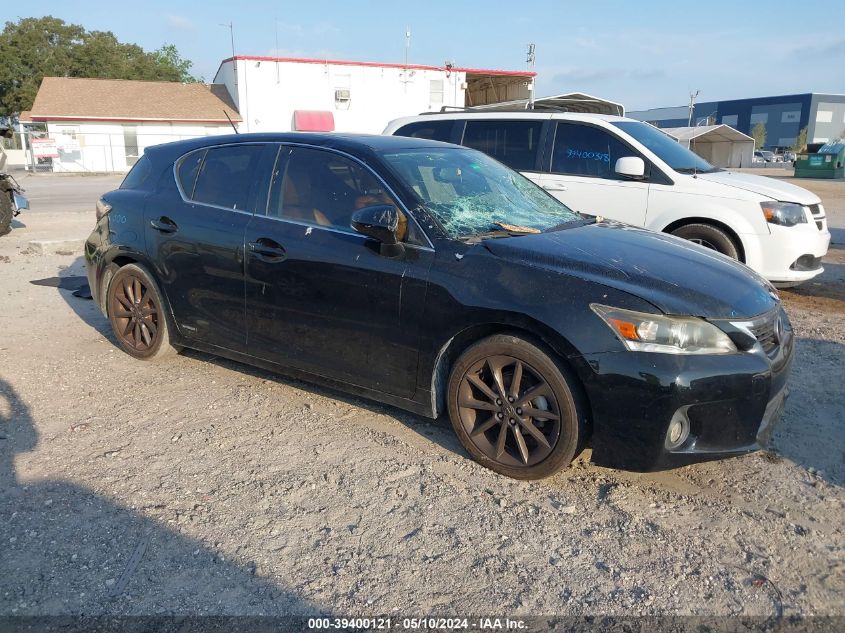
[248,238,287,262]
[150,217,178,233]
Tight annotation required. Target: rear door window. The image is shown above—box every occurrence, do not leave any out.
[461,120,543,171]
[191,145,265,211]
[394,120,454,142]
[551,123,632,179]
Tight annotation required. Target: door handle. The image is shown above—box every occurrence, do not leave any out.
[545,181,568,192]
[248,239,286,262]
[150,217,178,233]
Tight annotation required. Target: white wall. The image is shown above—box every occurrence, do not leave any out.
[45,121,233,173]
[217,59,467,134]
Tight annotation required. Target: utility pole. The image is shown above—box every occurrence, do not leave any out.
[526,44,536,110]
[400,27,414,92]
[274,18,280,83]
[220,22,237,89]
[688,90,699,127]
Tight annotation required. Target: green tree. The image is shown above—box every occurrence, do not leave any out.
[150,44,200,83]
[0,16,199,116]
[791,127,808,152]
[751,121,767,150]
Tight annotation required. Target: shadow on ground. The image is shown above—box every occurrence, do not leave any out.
[0,377,326,617]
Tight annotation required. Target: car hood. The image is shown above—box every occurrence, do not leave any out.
[481,222,778,319]
[696,171,820,205]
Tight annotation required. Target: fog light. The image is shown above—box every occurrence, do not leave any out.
[665,409,691,449]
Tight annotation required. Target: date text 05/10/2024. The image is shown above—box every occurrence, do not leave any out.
[307,617,527,630]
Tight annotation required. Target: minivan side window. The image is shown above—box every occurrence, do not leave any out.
[191,145,265,211]
[394,120,453,142]
[551,123,633,179]
[461,120,543,172]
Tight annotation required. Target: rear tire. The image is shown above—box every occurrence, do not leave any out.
[446,334,586,480]
[0,192,13,237]
[106,263,179,360]
[671,223,739,260]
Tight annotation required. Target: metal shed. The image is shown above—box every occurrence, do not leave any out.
[470,92,625,116]
[662,125,755,168]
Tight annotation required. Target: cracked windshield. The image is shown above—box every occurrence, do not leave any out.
[381,148,580,238]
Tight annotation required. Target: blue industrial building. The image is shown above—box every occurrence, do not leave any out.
[628,93,845,150]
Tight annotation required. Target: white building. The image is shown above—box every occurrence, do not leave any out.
[27,77,241,172]
[213,55,534,134]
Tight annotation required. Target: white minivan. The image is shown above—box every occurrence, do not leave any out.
[383,112,830,286]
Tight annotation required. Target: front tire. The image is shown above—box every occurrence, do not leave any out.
[446,334,586,480]
[107,263,178,360]
[0,192,13,237]
[671,223,740,260]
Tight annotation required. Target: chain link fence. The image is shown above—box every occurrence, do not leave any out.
[25,127,230,173]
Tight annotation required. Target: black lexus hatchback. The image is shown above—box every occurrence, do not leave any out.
[85,133,793,479]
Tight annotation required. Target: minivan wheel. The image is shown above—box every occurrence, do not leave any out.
[107,263,178,360]
[447,334,585,480]
[671,223,739,260]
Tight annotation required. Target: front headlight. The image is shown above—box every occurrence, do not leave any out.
[761,201,807,227]
[591,304,737,355]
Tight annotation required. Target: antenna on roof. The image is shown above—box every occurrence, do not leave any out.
[224,111,239,134]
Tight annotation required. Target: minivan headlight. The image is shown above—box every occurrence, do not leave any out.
[591,304,737,354]
[761,201,807,227]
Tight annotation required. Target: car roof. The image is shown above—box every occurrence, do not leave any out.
[144,131,460,162]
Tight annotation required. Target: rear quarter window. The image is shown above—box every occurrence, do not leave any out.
[119,155,151,190]
[176,150,205,198]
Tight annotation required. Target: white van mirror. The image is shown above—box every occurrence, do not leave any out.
[615,156,645,179]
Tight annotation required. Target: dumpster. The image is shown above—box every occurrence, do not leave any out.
[794,139,845,178]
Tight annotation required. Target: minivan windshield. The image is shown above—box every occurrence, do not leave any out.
[380,148,580,238]
[612,121,722,174]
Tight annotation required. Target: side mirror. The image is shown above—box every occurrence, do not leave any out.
[351,205,404,256]
[615,156,646,179]
[12,192,29,211]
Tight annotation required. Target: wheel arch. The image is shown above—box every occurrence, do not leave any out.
[428,319,593,437]
[660,217,747,263]
[99,250,177,329]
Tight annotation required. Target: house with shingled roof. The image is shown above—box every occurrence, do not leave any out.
[27,77,241,172]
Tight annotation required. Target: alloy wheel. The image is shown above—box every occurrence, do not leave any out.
[110,274,160,352]
[456,355,561,468]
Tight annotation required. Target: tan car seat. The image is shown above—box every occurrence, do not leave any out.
[281,167,331,226]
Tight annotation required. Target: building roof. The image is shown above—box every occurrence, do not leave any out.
[471,92,624,116]
[18,111,32,123]
[662,124,754,143]
[217,55,535,79]
[29,77,241,124]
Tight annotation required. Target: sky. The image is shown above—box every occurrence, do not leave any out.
[3,1,844,111]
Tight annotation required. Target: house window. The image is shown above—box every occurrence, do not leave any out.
[430,80,444,105]
[123,126,139,167]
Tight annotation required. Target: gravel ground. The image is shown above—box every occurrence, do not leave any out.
[0,173,843,621]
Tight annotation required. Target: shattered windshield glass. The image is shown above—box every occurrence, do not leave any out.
[380,148,580,238]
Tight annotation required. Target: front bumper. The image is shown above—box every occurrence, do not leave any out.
[753,212,831,285]
[577,308,794,471]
